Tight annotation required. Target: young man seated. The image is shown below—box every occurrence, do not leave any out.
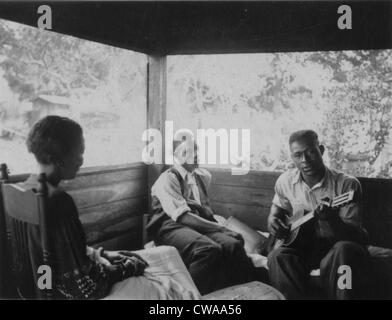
[146,136,256,295]
[22,116,199,299]
[267,130,371,299]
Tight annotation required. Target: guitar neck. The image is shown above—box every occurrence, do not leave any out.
[288,190,355,231]
[290,211,315,230]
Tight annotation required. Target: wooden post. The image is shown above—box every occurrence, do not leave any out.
[143,55,167,245]
[0,163,10,298]
[147,55,167,186]
[37,173,51,299]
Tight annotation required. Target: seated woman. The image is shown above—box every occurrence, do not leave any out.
[24,115,200,299]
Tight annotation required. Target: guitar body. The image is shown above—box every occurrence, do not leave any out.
[264,220,303,253]
[271,228,300,250]
[265,190,355,253]
[269,215,310,251]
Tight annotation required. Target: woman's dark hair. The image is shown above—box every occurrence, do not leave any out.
[26,116,83,165]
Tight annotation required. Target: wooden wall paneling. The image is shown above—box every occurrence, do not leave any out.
[68,179,146,209]
[79,197,148,225]
[92,230,141,251]
[63,165,148,248]
[211,201,270,232]
[210,168,281,189]
[209,184,275,207]
[208,168,280,232]
[84,215,142,244]
[62,163,147,190]
[359,178,392,248]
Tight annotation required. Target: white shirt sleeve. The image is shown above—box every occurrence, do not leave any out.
[152,172,191,221]
[272,174,293,213]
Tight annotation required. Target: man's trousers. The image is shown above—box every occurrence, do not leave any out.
[155,219,256,295]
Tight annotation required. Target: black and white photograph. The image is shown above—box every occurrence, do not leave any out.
[0,0,391,305]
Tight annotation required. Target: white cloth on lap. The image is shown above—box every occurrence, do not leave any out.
[104,246,201,300]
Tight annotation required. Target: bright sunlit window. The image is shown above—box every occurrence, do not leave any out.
[167,51,392,178]
[0,19,147,174]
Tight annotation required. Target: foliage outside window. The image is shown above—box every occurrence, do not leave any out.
[0,19,147,174]
[167,51,392,178]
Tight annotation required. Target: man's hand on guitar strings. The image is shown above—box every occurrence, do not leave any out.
[268,216,290,239]
[314,198,338,221]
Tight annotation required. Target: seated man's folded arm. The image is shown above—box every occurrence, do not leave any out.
[177,212,224,234]
[155,172,223,234]
[154,173,192,221]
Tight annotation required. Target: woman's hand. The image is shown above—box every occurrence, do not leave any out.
[93,247,111,266]
[121,256,149,277]
[101,250,148,266]
[97,248,149,277]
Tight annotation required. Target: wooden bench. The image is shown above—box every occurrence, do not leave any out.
[208,168,392,298]
[1,164,391,298]
[208,168,392,248]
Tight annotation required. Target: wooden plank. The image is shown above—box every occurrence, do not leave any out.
[211,200,270,232]
[80,200,146,230]
[85,215,142,244]
[62,165,147,191]
[77,162,146,175]
[68,179,147,209]
[6,173,29,184]
[209,168,281,189]
[359,177,392,247]
[5,163,146,184]
[79,196,148,223]
[92,231,142,251]
[360,178,392,218]
[209,184,275,208]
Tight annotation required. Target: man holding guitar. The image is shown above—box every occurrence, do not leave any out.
[267,130,370,299]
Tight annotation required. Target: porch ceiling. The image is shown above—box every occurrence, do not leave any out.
[0,1,391,55]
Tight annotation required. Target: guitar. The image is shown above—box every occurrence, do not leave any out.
[269,190,356,251]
